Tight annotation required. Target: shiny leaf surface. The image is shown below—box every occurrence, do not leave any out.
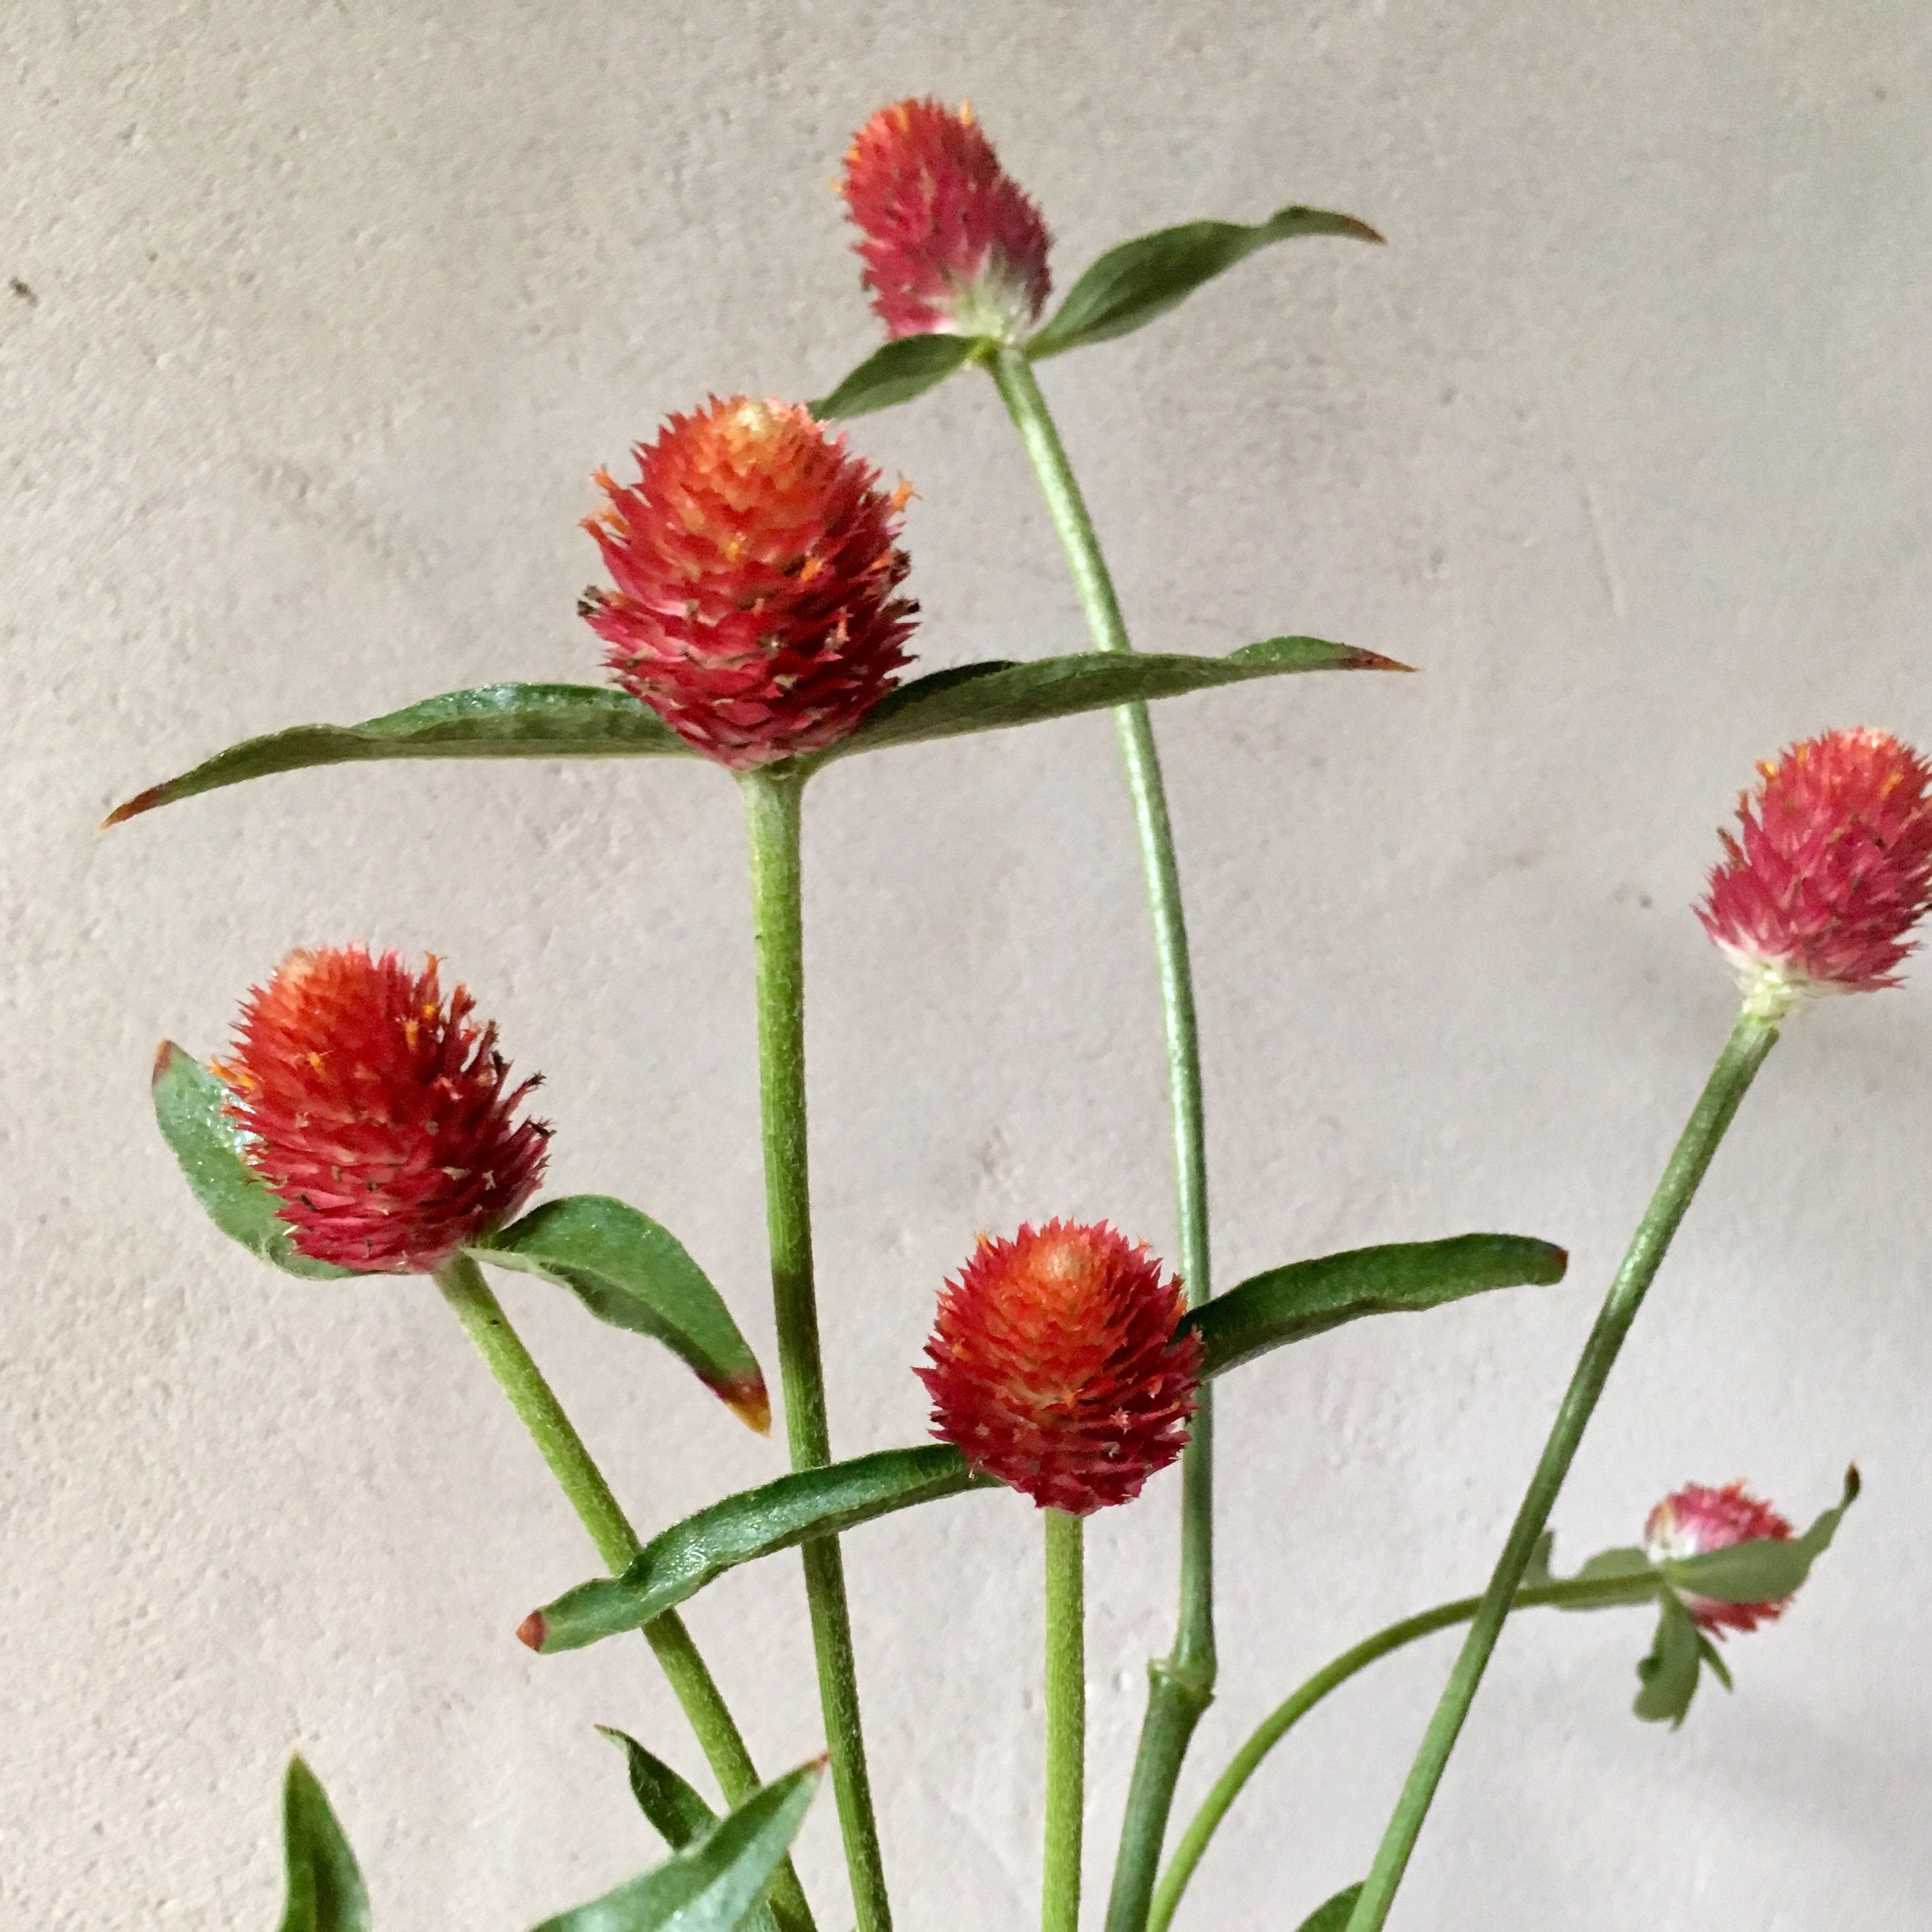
[474,1198,768,1433]
[277,1758,370,1932]
[1028,205,1382,358]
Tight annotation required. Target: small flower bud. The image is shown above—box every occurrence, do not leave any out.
[1644,1480,1794,1635]
[581,397,917,767]
[916,1220,1201,1514]
[218,947,550,1273]
[841,98,1053,342]
[1698,727,1932,1018]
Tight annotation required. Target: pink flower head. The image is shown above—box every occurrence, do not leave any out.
[1698,727,1932,1016]
[840,98,1052,341]
[1644,1480,1795,1635]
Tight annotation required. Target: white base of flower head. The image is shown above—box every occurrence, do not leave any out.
[1719,949,1842,1024]
[944,266,1039,344]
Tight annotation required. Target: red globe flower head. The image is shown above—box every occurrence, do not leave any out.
[916,1220,1201,1514]
[581,396,918,768]
[217,946,550,1274]
[841,98,1053,341]
[1644,1480,1795,1635]
[1698,727,1932,1017]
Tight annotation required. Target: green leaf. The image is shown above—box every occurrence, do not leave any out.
[1294,1882,1364,1932]
[1183,1234,1569,1380]
[152,1044,360,1282]
[473,1198,769,1433]
[1696,1632,1734,1693]
[1519,1529,1557,1588]
[1027,205,1383,359]
[277,1757,371,1932]
[596,1733,783,1932]
[810,333,987,419]
[1633,1593,1703,1727]
[1661,1467,1860,1605]
[105,684,689,824]
[529,1759,822,1932]
[522,1445,993,1654]
[817,636,1408,765]
[1569,1546,1655,1584]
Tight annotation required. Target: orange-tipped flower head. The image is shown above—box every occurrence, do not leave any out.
[1645,1480,1795,1635]
[581,397,917,767]
[1698,727,1932,1017]
[841,98,1052,341]
[917,1220,1201,1514]
[218,947,550,1273]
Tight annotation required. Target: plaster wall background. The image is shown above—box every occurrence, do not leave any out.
[4,5,1929,1927]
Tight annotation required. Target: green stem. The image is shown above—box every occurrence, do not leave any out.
[740,767,893,1932]
[987,343,1216,1932]
[1343,1010,1778,1932]
[434,1254,816,1932]
[1043,1509,1088,1932]
[1149,1572,1661,1932]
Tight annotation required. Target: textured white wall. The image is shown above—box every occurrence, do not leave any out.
[5,5,1929,1928]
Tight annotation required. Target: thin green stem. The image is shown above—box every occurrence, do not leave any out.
[740,767,893,1932]
[434,1254,816,1932]
[987,344,1216,1932]
[1343,1010,1778,1932]
[1043,1509,1088,1932]
[1149,1572,1661,1932]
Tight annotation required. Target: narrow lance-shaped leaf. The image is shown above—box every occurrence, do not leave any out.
[528,1759,822,1932]
[520,1446,993,1654]
[1294,1883,1365,1932]
[277,1757,371,1932]
[105,683,689,825]
[154,1045,360,1282]
[473,1197,769,1433]
[596,1731,783,1932]
[810,332,987,420]
[814,636,1408,764]
[1184,1234,1569,1380]
[1633,1592,1704,1727]
[1027,205,1384,359]
[1660,1467,1860,1604]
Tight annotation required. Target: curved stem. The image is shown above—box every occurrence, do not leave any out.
[741,767,893,1932]
[1043,1510,1088,1932]
[1343,1011,1778,1932]
[1149,1573,1660,1932]
[434,1254,816,1932]
[987,344,1216,1932]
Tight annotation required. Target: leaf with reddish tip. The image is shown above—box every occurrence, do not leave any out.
[277,1757,370,1932]
[1660,1466,1860,1604]
[814,636,1409,765]
[472,1197,767,1433]
[103,683,689,825]
[1185,1233,1569,1380]
[1028,205,1384,360]
[152,1044,361,1282]
[523,1445,994,1653]
[529,1758,822,1932]
[810,332,987,419]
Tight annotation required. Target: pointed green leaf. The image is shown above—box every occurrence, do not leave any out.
[816,636,1407,765]
[1661,1467,1859,1604]
[153,1044,360,1282]
[105,684,689,824]
[1520,1529,1557,1588]
[596,1733,783,1932]
[1184,1234,1569,1380]
[529,1759,822,1932]
[1569,1546,1655,1585]
[277,1757,370,1932]
[473,1198,768,1433]
[1696,1632,1734,1692]
[1294,1882,1364,1932]
[810,332,987,419]
[1633,1594,1703,1727]
[1027,205,1383,360]
[522,1446,993,1654]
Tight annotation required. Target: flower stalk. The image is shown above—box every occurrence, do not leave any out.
[434,1253,816,1932]
[1043,1508,1087,1932]
[742,766,893,1932]
[986,342,1216,1932]
[1343,1009,1780,1932]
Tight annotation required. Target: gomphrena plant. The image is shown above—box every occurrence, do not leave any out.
[106,97,1926,1932]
